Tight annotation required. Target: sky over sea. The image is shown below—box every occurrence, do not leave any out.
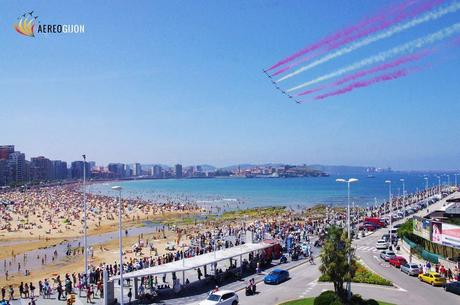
[1,0,460,170]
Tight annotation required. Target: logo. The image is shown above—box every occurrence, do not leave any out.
[14,11,37,37]
[13,11,85,38]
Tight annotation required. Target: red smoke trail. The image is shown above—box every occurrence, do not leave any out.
[297,50,430,96]
[314,67,421,100]
[269,0,443,77]
[265,0,417,72]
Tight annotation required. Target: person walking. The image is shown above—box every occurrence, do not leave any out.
[57,282,63,301]
[19,282,24,299]
[30,283,35,298]
[24,283,29,298]
[8,285,14,301]
[127,288,133,304]
[86,285,93,304]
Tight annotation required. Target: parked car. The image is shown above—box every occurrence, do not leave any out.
[388,256,407,268]
[376,239,389,250]
[400,263,421,276]
[444,281,460,295]
[199,290,238,305]
[264,269,289,285]
[380,250,396,261]
[418,271,446,286]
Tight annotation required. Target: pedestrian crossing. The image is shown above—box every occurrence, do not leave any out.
[298,280,317,299]
[356,246,380,253]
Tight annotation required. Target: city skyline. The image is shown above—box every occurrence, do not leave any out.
[2,1,460,170]
[3,144,460,174]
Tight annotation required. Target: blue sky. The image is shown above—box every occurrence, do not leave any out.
[1,0,459,170]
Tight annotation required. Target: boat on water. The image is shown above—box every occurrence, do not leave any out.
[367,175,376,178]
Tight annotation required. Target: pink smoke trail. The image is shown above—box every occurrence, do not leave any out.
[269,0,443,77]
[314,67,421,100]
[297,49,431,96]
[327,0,444,51]
[265,0,418,72]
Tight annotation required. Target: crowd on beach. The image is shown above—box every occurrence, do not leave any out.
[0,184,203,236]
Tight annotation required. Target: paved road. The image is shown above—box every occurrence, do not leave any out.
[235,257,321,305]
[353,192,460,305]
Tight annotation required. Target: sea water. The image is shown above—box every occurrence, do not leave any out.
[89,172,448,209]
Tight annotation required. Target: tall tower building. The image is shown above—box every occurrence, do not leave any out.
[175,164,183,179]
[8,151,26,182]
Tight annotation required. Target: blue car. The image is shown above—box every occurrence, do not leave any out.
[445,281,460,295]
[264,269,289,284]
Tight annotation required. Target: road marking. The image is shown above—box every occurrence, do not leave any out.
[392,283,408,292]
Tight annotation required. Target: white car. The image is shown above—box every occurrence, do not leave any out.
[376,239,389,250]
[380,250,396,261]
[199,290,239,305]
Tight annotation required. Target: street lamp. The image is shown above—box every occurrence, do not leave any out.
[82,154,88,282]
[112,186,124,305]
[400,179,405,218]
[436,176,441,195]
[446,174,451,187]
[455,174,459,187]
[336,178,358,301]
[424,177,429,191]
[385,180,392,245]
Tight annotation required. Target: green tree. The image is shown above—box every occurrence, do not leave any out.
[319,226,356,301]
[397,218,413,239]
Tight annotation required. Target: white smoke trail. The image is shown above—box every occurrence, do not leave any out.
[278,1,460,83]
[286,22,460,92]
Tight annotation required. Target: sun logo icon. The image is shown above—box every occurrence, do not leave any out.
[14,11,38,37]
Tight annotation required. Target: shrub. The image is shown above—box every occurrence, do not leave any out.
[330,299,343,305]
[319,262,392,286]
[365,299,379,305]
[350,294,365,305]
[314,290,339,305]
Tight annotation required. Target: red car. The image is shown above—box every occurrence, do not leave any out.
[389,256,407,268]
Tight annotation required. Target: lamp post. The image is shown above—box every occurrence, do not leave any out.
[400,179,405,218]
[336,178,358,301]
[112,186,124,305]
[455,174,459,187]
[82,154,88,281]
[385,180,392,245]
[424,177,428,191]
[436,176,441,195]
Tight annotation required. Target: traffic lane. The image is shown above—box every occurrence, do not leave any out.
[356,247,460,305]
[182,255,320,305]
[236,259,321,305]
